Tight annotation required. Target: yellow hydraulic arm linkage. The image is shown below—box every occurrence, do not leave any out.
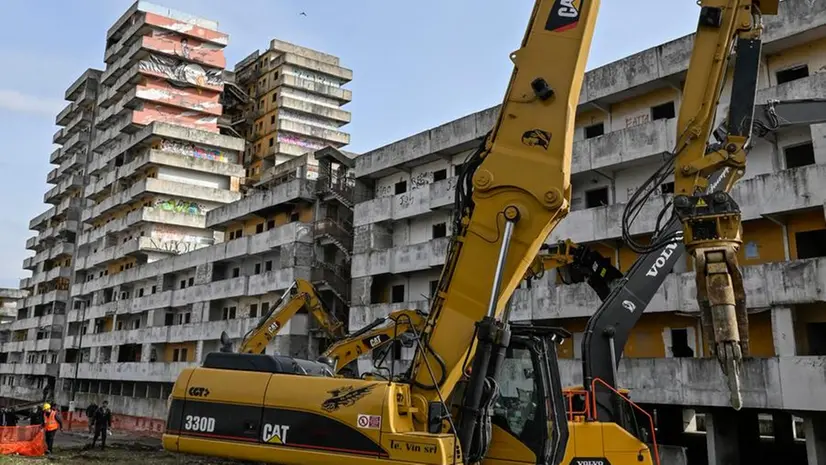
[621,0,778,409]
[222,278,346,355]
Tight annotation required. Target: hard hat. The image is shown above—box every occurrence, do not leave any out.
[43,403,51,410]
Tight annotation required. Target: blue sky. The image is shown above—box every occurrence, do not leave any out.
[0,0,701,288]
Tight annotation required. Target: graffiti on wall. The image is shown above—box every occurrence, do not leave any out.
[277,134,325,150]
[132,105,218,132]
[144,13,229,46]
[285,68,340,87]
[155,138,231,163]
[137,77,222,115]
[139,53,223,90]
[625,113,650,129]
[410,172,430,190]
[147,238,206,255]
[154,198,206,216]
[150,226,212,244]
[146,30,226,68]
[279,109,339,131]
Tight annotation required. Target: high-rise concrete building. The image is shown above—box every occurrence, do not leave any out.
[2,1,356,429]
[56,1,244,417]
[349,1,826,463]
[11,68,102,404]
[229,40,353,184]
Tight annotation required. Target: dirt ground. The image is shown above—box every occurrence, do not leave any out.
[0,430,244,464]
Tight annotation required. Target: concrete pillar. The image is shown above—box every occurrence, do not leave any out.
[140,343,153,363]
[706,409,740,465]
[804,414,826,465]
[810,123,826,166]
[773,412,795,448]
[194,340,205,364]
[771,306,797,356]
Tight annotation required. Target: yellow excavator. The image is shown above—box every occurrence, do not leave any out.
[164,0,778,463]
[219,278,347,355]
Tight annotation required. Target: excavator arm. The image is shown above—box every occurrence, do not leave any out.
[620,0,777,410]
[225,278,346,354]
[321,309,428,376]
[408,9,600,458]
[584,96,826,422]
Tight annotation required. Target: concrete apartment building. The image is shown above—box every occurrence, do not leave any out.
[228,39,353,184]
[350,1,826,463]
[2,1,355,425]
[10,68,103,404]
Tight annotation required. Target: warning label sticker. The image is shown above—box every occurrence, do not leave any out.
[356,414,382,430]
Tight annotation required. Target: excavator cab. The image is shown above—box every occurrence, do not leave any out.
[445,325,571,464]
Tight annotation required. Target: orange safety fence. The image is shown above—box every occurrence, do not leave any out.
[0,426,46,456]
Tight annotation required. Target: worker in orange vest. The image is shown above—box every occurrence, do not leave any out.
[42,403,63,455]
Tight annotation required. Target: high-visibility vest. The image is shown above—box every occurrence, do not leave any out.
[44,411,59,432]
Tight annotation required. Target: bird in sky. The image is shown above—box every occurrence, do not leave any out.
[299,12,307,16]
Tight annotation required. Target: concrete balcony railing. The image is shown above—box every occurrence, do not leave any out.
[38,220,78,243]
[354,176,456,227]
[44,175,83,204]
[276,53,352,82]
[78,207,206,247]
[276,95,351,124]
[351,236,451,278]
[21,290,69,309]
[172,276,249,307]
[0,385,46,403]
[56,101,77,126]
[506,256,826,322]
[22,256,35,271]
[18,277,31,291]
[56,197,82,217]
[248,267,309,296]
[46,168,59,184]
[278,74,352,103]
[25,236,39,251]
[29,207,56,231]
[83,178,241,224]
[550,163,826,244]
[84,149,243,200]
[49,148,62,165]
[58,151,87,175]
[68,318,263,350]
[71,224,311,298]
[9,312,63,332]
[59,362,191,384]
[30,266,72,286]
[557,356,826,412]
[275,118,350,146]
[206,178,315,229]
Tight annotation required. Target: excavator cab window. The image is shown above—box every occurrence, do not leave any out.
[486,328,569,464]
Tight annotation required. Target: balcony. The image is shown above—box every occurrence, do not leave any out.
[351,237,450,278]
[354,176,455,227]
[276,119,350,146]
[29,207,55,231]
[46,168,59,184]
[276,95,351,124]
[206,178,315,229]
[550,163,826,244]
[557,356,826,412]
[59,362,191,383]
[508,256,826,322]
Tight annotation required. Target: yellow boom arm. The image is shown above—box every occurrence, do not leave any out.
[322,309,428,375]
[233,278,345,354]
[408,0,600,441]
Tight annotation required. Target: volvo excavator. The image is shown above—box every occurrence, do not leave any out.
[163,1,784,464]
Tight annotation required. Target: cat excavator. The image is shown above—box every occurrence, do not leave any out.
[163,1,782,464]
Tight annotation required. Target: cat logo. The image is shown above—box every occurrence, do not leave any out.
[267,321,280,335]
[546,0,582,32]
[262,423,290,444]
